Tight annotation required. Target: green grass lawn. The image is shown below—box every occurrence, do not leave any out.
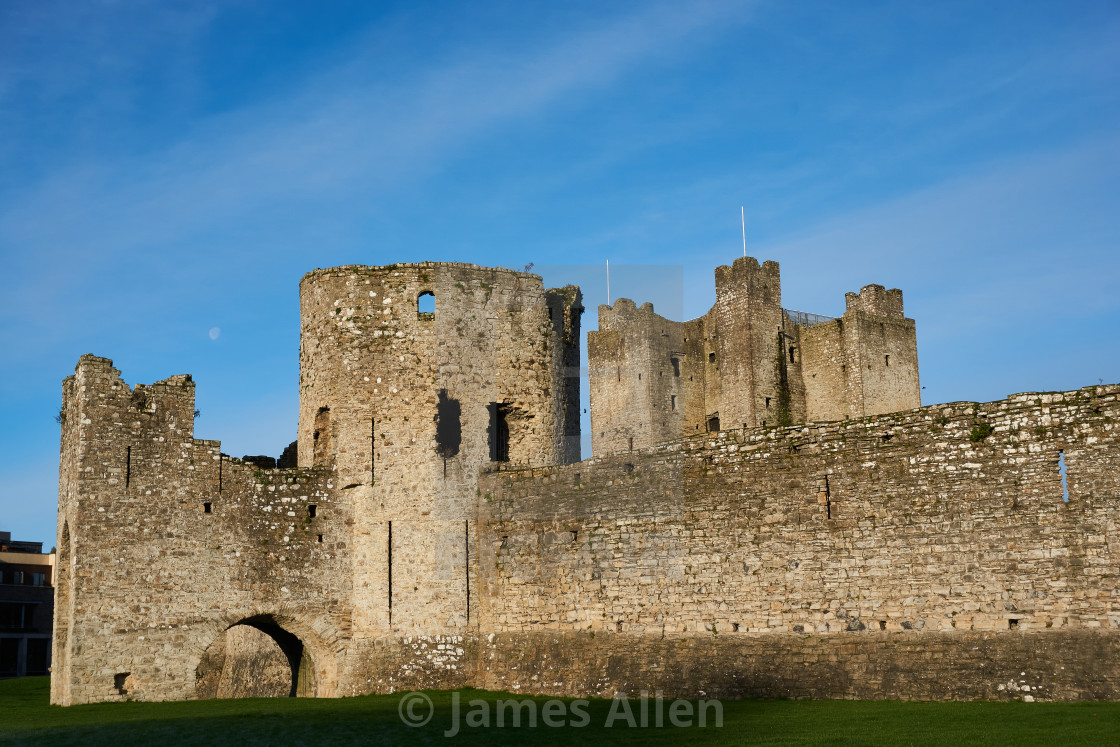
[0,677,1116,746]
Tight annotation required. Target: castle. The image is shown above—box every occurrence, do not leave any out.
[588,257,919,454]
[51,259,1120,705]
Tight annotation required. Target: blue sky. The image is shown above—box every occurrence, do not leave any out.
[2,0,1118,546]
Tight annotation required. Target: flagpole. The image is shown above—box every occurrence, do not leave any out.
[741,206,746,258]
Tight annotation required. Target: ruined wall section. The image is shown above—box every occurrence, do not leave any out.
[802,285,920,421]
[53,356,348,705]
[478,385,1120,639]
[546,286,584,464]
[297,263,580,643]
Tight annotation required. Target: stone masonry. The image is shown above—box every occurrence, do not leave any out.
[52,259,1119,705]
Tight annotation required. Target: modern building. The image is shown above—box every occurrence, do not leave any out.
[0,531,55,678]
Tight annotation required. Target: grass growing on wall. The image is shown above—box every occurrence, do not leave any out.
[2,677,1118,746]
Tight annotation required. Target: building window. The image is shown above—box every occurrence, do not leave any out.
[671,395,676,410]
[709,352,716,364]
[671,357,680,376]
[489,403,511,462]
[789,346,796,364]
[417,291,435,317]
[435,389,462,458]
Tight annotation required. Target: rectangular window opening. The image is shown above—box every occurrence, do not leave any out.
[878,620,886,631]
[671,395,676,411]
[1009,619,1019,630]
[317,534,323,543]
[885,354,890,367]
[203,502,212,514]
[308,504,317,518]
[489,402,511,462]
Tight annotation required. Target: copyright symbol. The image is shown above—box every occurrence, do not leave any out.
[398,691,434,727]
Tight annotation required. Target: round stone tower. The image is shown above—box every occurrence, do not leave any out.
[297,262,581,639]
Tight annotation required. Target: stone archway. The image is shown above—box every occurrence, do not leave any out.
[195,615,317,699]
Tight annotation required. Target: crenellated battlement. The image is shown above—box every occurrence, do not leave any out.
[845,283,905,318]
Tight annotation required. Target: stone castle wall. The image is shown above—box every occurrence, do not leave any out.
[478,385,1120,635]
[51,260,1117,705]
[469,384,1120,699]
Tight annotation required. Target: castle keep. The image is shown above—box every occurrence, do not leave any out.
[589,257,919,455]
[52,259,1120,705]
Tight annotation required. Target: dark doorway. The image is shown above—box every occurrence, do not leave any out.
[707,415,720,432]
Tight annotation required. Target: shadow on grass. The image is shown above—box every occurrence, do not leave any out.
[2,677,1117,746]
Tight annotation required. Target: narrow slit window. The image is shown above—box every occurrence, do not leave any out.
[417,291,435,316]
[789,346,796,364]
[885,354,890,367]
[308,504,317,518]
[1058,450,1069,502]
[387,521,393,624]
[671,395,676,410]
[824,474,832,520]
[765,397,771,409]
[317,534,323,543]
[628,437,633,452]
